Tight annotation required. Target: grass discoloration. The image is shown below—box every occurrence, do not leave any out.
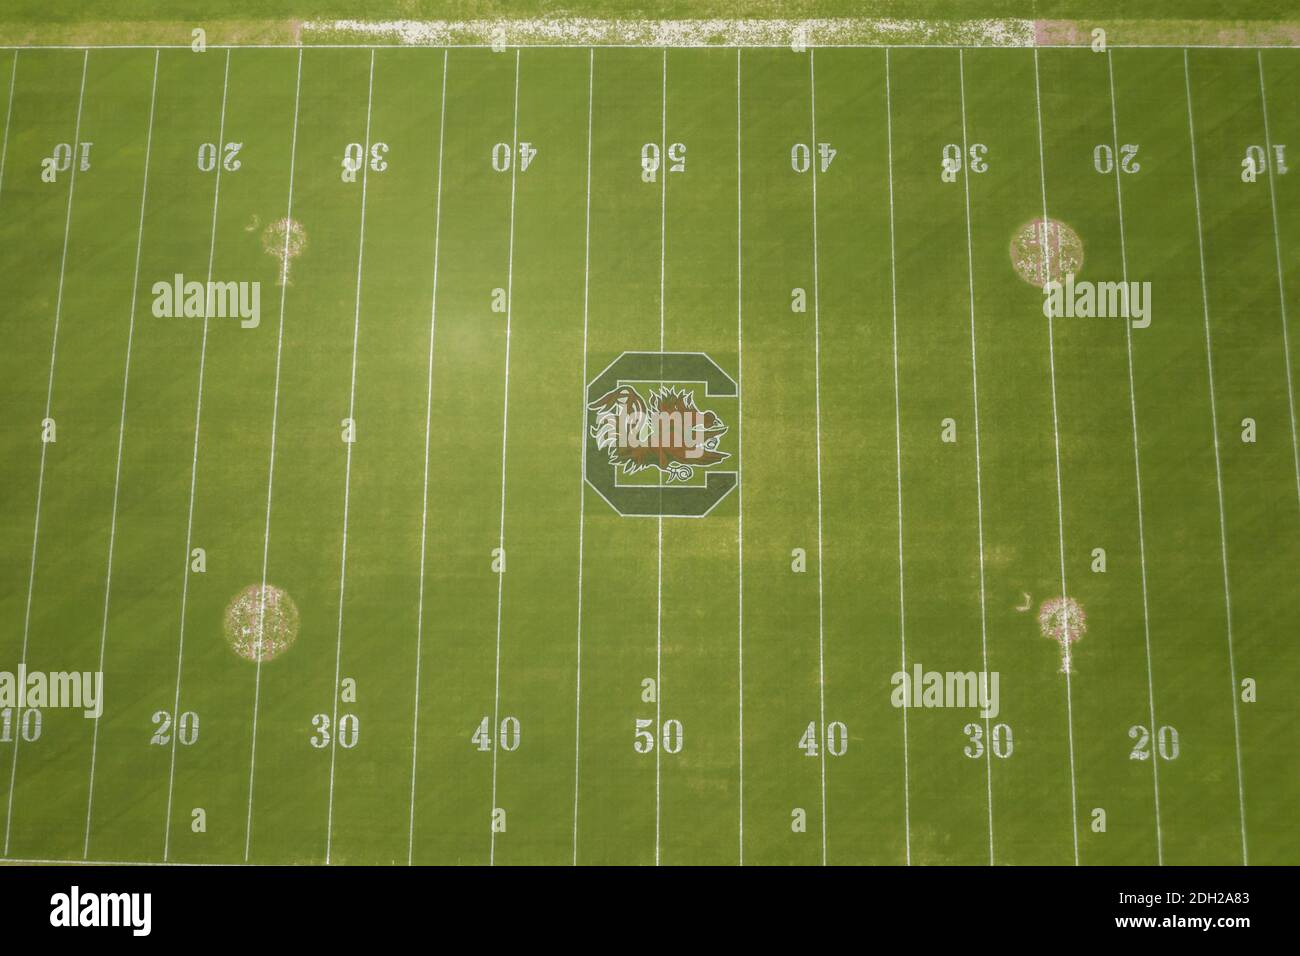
[224,585,300,663]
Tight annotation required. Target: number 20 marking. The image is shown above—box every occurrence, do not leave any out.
[151,709,199,746]
[1094,143,1140,174]
[1129,724,1179,761]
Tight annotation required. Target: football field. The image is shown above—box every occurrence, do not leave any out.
[0,39,1296,866]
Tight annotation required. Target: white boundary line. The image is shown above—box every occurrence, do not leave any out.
[161,47,231,862]
[734,46,745,867]
[487,47,522,867]
[1,43,1297,51]
[1028,47,1081,864]
[1256,51,1300,510]
[323,48,376,864]
[1104,52,1164,864]
[571,47,594,867]
[1182,49,1249,865]
[83,48,160,859]
[3,50,90,857]
[882,48,912,866]
[807,49,829,867]
[0,51,17,214]
[654,46,667,868]
[242,47,304,862]
[406,47,449,867]
[955,49,997,867]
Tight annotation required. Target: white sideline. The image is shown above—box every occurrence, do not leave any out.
[1182,50,1249,865]
[407,48,450,867]
[955,50,998,866]
[487,48,522,866]
[324,49,377,864]
[83,49,161,859]
[3,43,1300,51]
[1255,52,1300,511]
[734,47,746,866]
[571,48,594,866]
[3,49,89,856]
[0,52,17,214]
[654,47,667,867]
[1028,47,1081,864]
[242,47,304,862]
[807,50,830,866]
[161,48,231,862]
[1104,52,1165,863]
[882,49,913,866]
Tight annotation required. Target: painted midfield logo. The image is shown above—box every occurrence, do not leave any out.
[584,352,738,517]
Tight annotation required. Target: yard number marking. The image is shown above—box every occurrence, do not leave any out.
[312,713,360,750]
[341,141,388,182]
[40,141,92,182]
[634,718,683,755]
[1128,724,1180,761]
[963,722,1013,759]
[797,720,848,757]
[791,142,835,174]
[0,709,42,743]
[197,141,241,173]
[941,142,987,181]
[1094,143,1140,175]
[472,716,521,752]
[150,710,199,746]
[492,141,536,173]
[640,141,685,182]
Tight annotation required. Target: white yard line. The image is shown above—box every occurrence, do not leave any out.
[324,49,376,864]
[161,48,231,862]
[406,48,450,867]
[3,50,89,857]
[0,51,17,215]
[882,49,912,866]
[242,48,304,862]
[1104,52,1164,864]
[571,47,594,866]
[1182,50,1249,865]
[807,49,830,867]
[1256,51,1300,510]
[83,49,160,858]
[955,50,997,866]
[654,46,667,868]
[734,46,746,867]
[1028,47,1081,865]
[487,47,522,867]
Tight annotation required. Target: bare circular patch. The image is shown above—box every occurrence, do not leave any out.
[224,584,300,663]
[1010,217,1084,288]
[1038,595,1086,673]
[262,217,307,286]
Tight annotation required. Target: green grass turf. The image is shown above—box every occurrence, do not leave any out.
[0,43,1296,865]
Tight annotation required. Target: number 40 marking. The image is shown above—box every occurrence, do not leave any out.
[492,142,537,172]
[791,143,836,173]
[798,720,847,757]
[472,715,521,752]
